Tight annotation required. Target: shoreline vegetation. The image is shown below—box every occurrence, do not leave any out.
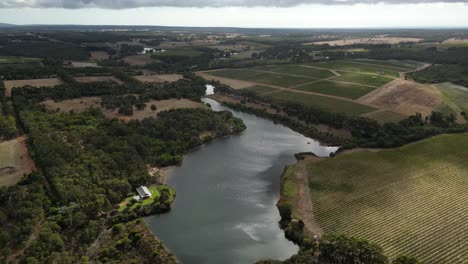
[0,75,247,263]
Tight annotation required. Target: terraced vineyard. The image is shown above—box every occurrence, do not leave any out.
[307,134,468,263]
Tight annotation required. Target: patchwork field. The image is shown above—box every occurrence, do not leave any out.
[201,59,425,119]
[263,91,376,116]
[0,137,36,187]
[307,133,468,263]
[43,97,207,121]
[4,78,63,97]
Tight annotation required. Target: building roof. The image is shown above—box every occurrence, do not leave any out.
[136,186,151,198]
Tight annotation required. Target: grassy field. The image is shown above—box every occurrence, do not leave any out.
[270,65,336,79]
[333,72,395,87]
[0,56,42,64]
[345,59,419,71]
[263,91,376,116]
[305,60,402,77]
[307,133,468,263]
[209,69,314,87]
[361,110,407,123]
[244,85,279,95]
[294,80,376,99]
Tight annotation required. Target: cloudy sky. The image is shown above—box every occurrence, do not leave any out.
[1,0,468,27]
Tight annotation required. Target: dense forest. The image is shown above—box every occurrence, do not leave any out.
[1,100,245,263]
[409,64,468,87]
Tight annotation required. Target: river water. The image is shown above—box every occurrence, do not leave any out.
[146,97,338,264]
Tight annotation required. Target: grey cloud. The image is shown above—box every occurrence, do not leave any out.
[1,0,467,8]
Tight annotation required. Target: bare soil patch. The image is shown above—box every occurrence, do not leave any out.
[74,76,123,84]
[357,79,442,116]
[90,51,110,61]
[4,78,63,97]
[196,71,256,89]
[43,97,207,121]
[135,74,183,83]
[123,55,159,66]
[443,38,468,44]
[0,136,36,187]
[158,41,190,49]
[307,37,423,46]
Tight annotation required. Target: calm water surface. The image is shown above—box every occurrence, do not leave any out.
[146,98,338,264]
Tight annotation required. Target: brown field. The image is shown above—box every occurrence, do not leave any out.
[135,74,183,83]
[357,79,442,116]
[0,136,36,187]
[196,71,256,89]
[123,55,159,66]
[443,38,468,44]
[90,51,110,61]
[74,76,123,84]
[4,78,63,97]
[307,37,423,46]
[43,97,207,121]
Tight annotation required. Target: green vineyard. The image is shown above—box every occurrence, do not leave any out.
[308,134,468,263]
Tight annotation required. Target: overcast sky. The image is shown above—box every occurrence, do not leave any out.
[1,0,468,28]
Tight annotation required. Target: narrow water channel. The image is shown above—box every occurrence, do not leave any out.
[145,97,338,264]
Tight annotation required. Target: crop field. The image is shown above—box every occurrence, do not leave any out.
[209,69,314,87]
[135,74,184,83]
[348,59,420,71]
[270,65,336,79]
[333,72,395,87]
[294,80,376,99]
[263,91,376,116]
[244,85,279,95]
[304,61,402,77]
[307,133,468,263]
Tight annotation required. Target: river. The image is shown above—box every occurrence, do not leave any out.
[145,97,338,264]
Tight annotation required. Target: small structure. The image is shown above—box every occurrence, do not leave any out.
[136,186,152,199]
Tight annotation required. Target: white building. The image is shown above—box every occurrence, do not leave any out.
[136,186,152,199]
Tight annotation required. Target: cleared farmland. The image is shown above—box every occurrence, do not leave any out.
[209,69,314,87]
[305,60,402,77]
[332,72,395,87]
[244,85,279,95]
[294,80,376,99]
[307,133,468,263]
[0,137,36,187]
[263,91,376,116]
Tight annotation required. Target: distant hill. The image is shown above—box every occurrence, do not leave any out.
[0,23,16,27]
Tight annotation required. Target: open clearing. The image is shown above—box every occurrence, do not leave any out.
[89,51,110,60]
[123,55,159,66]
[263,91,376,116]
[357,79,442,116]
[4,78,63,97]
[304,61,403,77]
[306,133,468,263]
[74,76,123,84]
[306,37,423,46]
[43,97,207,121]
[360,109,407,123]
[0,56,41,64]
[135,74,183,83]
[0,137,36,187]
[332,72,395,87]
